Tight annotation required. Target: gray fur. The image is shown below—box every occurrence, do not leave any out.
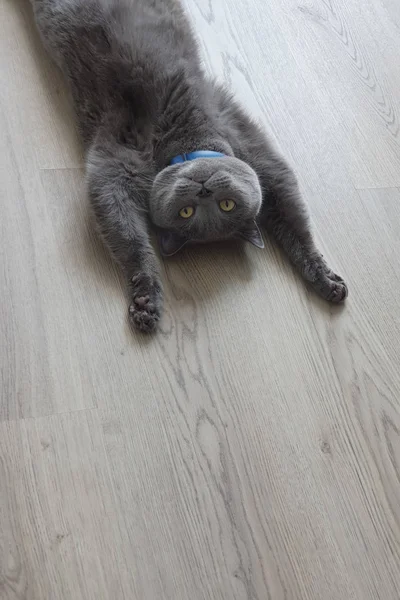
[30,0,348,332]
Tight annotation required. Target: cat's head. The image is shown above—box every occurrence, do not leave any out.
[149,156,264,256]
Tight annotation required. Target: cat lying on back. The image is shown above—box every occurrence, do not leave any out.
[30,0,348,332]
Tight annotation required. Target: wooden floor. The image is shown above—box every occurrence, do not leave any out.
[1,0,400,598]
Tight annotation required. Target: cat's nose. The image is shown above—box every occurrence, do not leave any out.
[197,184,212,198]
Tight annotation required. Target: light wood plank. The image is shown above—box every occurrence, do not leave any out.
[0,0,83,170]
[1,101,56,420]
[0,155,97,418]
[0,411,136,600]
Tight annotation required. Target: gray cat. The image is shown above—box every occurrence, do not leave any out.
[30,0,348,332]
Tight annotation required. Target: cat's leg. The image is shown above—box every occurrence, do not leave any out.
[87,153,163,332]
[258,156,348,303]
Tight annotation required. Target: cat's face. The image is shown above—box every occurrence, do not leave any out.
[149,157,264,255]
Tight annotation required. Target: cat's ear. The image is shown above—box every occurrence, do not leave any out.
[239,222,265,249]
[158,231,188,256]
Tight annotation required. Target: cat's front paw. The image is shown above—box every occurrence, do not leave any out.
[313,266,348,304]
[129,273,163,333]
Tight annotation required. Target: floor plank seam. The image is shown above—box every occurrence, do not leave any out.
[1,405,99,425]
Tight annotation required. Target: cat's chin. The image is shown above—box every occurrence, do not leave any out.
[158,222,264,257]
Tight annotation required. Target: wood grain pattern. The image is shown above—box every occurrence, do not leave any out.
[0,411,138,600]
[0,0,83,170]
[184,0,400,188]
[1,0,400,598]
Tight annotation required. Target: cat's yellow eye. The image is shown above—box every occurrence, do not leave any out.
[179,206,194,219]
[219,199,236,212]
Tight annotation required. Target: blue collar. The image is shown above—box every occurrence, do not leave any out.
[170,150,226,165]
